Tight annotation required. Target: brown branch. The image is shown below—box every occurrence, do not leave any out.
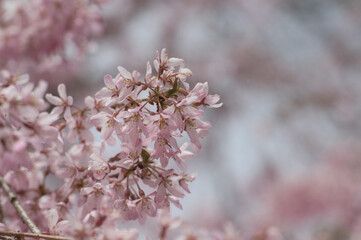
[0,176,40,234]
[0,231,74,240]
[0,236,15,240]
[0,195,4,222]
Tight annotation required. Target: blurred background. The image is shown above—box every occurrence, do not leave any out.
[3,0,361,239]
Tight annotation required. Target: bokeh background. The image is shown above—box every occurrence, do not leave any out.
[3,0,361,239]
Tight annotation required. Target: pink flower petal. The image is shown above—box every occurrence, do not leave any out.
[57,84,67,100]
[101,124,114,140]
[117,66,132,79]
[104,74,114,88]
[84,96,95,108]
[46,94,62,105]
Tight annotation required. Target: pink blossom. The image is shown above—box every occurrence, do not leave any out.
[95,67,140,106]
[114,199,139,221]
[89,152,110,180]
[90,112,121,141]
[131,193,157,224]
[174,143,195,170]
[45,84,73,121]
[67,114,94,142]
[84,96,110,115]
[155,170,185,205]
[80,183,111,217]
[179,82,222,108]
[185,117,211,152]
[153,48,184,73]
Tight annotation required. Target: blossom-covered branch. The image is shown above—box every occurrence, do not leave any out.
[0,49,221,239]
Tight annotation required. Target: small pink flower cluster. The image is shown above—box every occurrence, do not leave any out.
[0,0,103,72]
[0,49,221,239]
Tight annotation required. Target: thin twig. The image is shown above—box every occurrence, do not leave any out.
[0,176,40,234]
[0,236,15,240]
[0,231,74,240]
[0,195,4,222]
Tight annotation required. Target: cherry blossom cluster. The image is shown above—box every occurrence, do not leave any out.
[0,49,221,239]
[0,0,104,72]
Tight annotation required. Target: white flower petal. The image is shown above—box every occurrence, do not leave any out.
[45,94,62,105]
[104,74,114,88]
[57,84,67,100]
[84,96,95,108]
[117,66,132,79]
